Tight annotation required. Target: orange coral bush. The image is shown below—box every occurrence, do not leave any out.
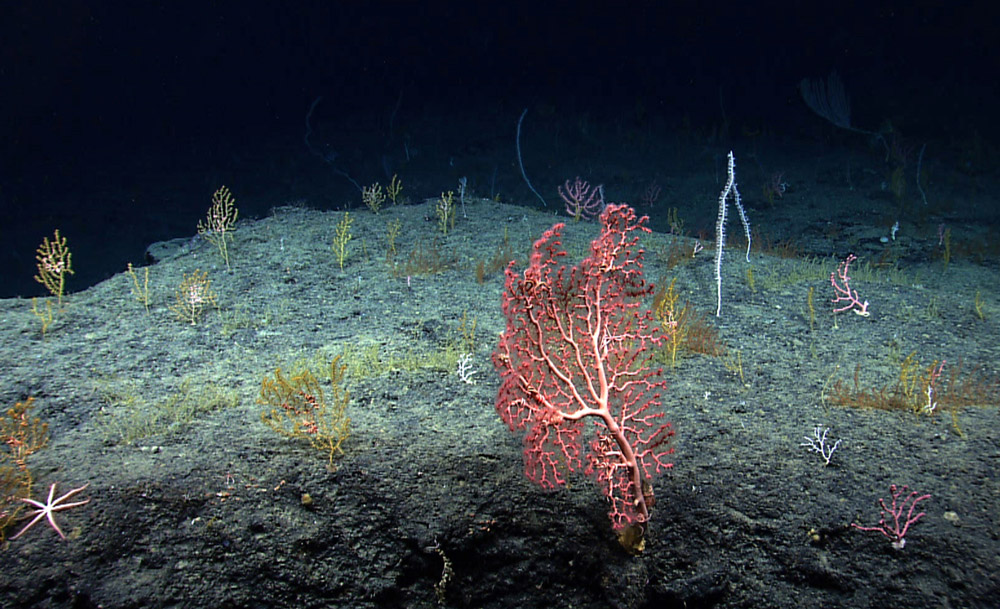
[1,398,49,540]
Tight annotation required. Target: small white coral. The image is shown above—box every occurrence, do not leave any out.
[800,425,842,466]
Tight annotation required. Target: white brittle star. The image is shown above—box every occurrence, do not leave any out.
[11,482,91,540]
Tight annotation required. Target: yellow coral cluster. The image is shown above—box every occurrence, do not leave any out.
[653,278,686,367]
[259,357,351,466]
[824,352,1000,435]
[829,352,944,415]
[652,278,725,367]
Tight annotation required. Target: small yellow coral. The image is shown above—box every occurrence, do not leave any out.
[198,186,239,270]
[34,229,73,306]
[387,174,403,204]
[169,270,218,325]
[332,212,352,270]
[362,183,386,214]
[436,191,455,235]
